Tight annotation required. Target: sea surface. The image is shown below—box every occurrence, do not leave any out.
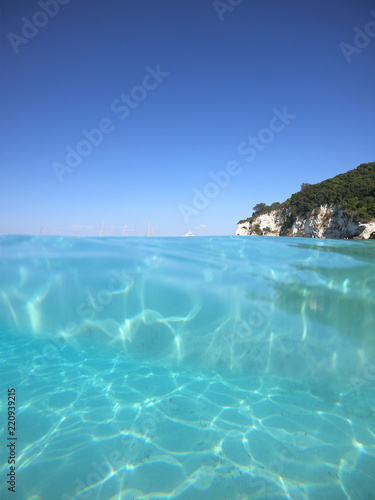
[0,235,374,500]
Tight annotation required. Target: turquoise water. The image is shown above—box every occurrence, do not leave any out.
[0,235,374,500]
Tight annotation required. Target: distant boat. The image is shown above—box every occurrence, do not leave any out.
[183,230,194,237]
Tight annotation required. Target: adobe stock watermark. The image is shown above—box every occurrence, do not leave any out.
[178,106,296,224]
[7,0,71,54]
[350,361,375,394]
[61,398,179,500]
[17,267,134,384]
[213,0,244,22]
[244,436,300,496]
[52,65,169,182]
[340,10,375,63]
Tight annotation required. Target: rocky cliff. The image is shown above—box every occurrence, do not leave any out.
[236,204,375,239]
[237,162,375,239]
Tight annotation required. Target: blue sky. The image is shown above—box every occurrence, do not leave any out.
[1,0,374,236]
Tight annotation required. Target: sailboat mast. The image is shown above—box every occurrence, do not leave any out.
[145,218,150,237]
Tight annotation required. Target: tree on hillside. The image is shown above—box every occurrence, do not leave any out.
[241,163,375,225]
[253,203,267,214]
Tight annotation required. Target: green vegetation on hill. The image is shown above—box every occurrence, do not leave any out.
[238,162,375,225]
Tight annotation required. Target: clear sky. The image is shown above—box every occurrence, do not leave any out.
[1,0,374,236]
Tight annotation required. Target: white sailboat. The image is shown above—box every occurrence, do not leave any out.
[183,230,194,237]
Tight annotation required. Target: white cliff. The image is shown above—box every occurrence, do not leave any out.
[237,204,375,239]
[235,221,251,235]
